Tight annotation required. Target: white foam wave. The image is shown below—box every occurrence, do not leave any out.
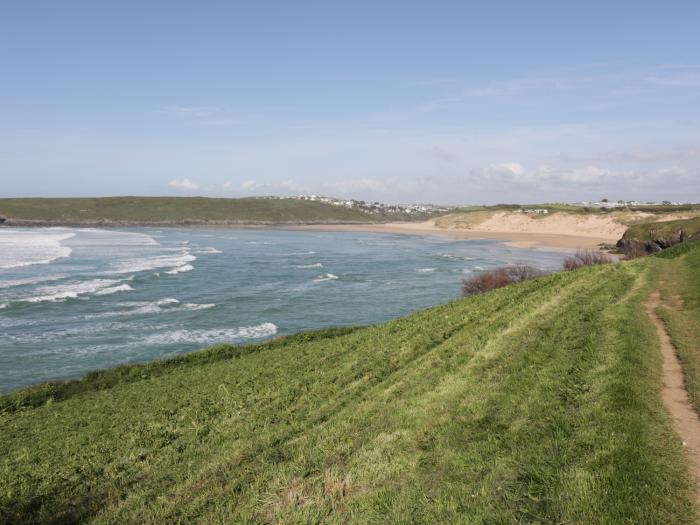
[165,264,194,275]
[183,303,216,311]
[314,273,339,282]
[95,284,134,296]
[23,278,124,303]
[297,262,323,269]
[0,230,75,270]
[0,274,67,290]
[197,247,222,254]
[84,298,215,319]
[78,228,159,246]
[0,303,7,309]
[416,268,436,273]
[110,252,196,274]
[146,322,278,344]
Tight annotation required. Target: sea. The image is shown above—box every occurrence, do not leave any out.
[0,227,568,392]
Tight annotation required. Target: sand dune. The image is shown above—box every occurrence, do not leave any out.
[293,210,699,252]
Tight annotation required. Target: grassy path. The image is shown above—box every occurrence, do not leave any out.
[646,292,700,505]
[2,248,700,523]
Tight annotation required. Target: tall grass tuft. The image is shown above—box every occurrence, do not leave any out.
[623,242,647,260]
[563,249,613,271]
[462,263,543,296]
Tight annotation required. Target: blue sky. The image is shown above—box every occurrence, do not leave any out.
[2,1,699,204]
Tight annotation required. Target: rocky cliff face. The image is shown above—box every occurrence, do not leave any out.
[617,226,700,253]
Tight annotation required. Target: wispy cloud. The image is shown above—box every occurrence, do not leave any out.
[559,146,700,164]
[158,105,292,126]
[168,178,199,190]
[646,74,700,87]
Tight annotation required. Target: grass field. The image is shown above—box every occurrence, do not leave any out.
[1,246,699,523]
[0,197,380,224]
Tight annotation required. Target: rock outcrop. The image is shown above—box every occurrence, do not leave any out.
[617,226,700,254]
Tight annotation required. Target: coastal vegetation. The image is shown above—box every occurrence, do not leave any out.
[619,216,700,253]
[462,263,542,295]
[562,249,613,270]
[0,197,381,225]
[2,243,699,523]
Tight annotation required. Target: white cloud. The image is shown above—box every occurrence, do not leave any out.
[168,178,199,190]
[241,179,259,190]
[240,179,299,192]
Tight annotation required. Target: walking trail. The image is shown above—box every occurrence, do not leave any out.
[646,292,700,505]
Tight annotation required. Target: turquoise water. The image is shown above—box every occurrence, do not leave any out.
[0,227,567,392]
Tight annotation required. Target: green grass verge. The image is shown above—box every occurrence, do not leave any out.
[655,244,700,414]
[1,250,698,523]
[0,197,380,223]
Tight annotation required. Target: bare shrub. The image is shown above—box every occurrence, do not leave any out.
[563,249,613,271]
[462,264,543,296]
[622,242,647,260]
[507,263,544,283]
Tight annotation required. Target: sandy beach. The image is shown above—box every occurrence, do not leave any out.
[289,220,619,252]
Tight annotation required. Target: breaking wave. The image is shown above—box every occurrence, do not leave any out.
[0,230,74,270]
[145,322,278,344]
[314,273,339,282]
[297,262,323,269]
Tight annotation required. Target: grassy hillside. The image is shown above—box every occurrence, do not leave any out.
[1,248,699,523]
[0,197,379,224]
[623,216,700,244]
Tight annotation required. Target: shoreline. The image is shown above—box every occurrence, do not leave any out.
[286,222,617,252]
[1,219,618,252]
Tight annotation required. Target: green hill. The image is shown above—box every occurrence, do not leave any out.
[622,216,700,247]
[0,197,379,224]
[2,246,700,523]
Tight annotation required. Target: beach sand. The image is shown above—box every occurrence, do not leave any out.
[288,220,618,252]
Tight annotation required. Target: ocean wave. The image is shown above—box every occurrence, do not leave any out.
[0,230,75,270]
[314,273,339,282]
[110,252,196,274]
[78,228,159,246]
[183,303,216,311]
[145,322,278,344]
[0,303,7,309]
[22,278,125,303]
[0,275,67,290]
[416,268,436,273]
[197,247,222,254]
[297,262,323,269]
[84,298,215,319]
[165,264,194,275]
[95,284,134,296]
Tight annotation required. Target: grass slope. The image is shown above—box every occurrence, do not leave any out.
[0,197,377,224]
[1,250,699,523]
[623,216,700,244]
[656,243,700,413]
